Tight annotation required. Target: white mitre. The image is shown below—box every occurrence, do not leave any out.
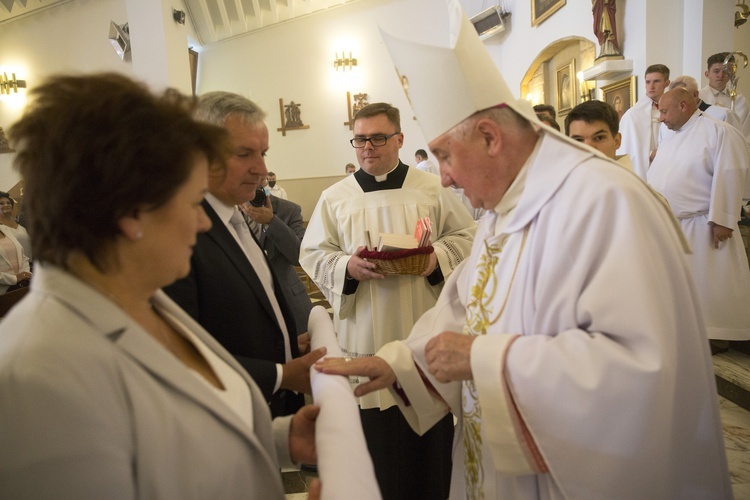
[379,0,541,143]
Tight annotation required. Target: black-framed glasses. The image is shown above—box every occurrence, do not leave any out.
[350,132,400,148]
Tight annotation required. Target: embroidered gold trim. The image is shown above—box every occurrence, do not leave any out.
[462,225,530,499]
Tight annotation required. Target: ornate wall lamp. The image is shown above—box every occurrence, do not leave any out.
[334,52,358,71]
[0,72,27,95]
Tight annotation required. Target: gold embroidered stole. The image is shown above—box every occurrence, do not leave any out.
[462,224,529,499]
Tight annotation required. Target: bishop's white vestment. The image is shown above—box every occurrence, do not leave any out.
[617,96,659,180]
[300,163,476,409]
[378,132,731,499]
[649,110,750,340]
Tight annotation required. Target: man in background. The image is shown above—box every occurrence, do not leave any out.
[345,162,356,175]
[301,102,476,499]
[242,178,313,336]
[617,63,670,179]
[533,103,556,122]
[267,171,288,199]
[666,75,741,133]
[649,88,750,345]
[414,148,439,175]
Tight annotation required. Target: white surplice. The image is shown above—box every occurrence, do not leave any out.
[300,166,476,409]
[649,110,750,340]
[617,96,659,180]
[700,85,750,141]
[378,131,730,499]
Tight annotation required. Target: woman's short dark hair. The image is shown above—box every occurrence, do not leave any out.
[0,192,14,207]
[9,73,230,271]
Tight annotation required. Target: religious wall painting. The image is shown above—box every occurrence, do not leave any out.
[532,0,566,27]
[556,60,575,115]
[601,76,636,122]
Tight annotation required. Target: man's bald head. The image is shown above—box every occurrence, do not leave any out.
[658,88,697,131]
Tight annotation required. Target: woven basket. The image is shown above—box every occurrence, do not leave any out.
[360,245,434,275]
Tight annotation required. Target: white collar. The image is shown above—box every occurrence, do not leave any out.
[373,162,400,182]
[205,192,236,225]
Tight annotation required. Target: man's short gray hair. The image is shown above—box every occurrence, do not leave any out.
[669,75,699,92]
[195,91,266,128]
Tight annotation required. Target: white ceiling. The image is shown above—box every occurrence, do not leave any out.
[0,0,71,24]
[183,0,360,45]
[0,0,361,46]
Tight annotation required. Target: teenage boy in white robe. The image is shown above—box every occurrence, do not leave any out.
[316,2,731,499]
[649,88,750,342]
[616,64,670,180]
[700,51,750,141]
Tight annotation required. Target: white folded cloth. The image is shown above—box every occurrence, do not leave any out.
[307,306,381,500]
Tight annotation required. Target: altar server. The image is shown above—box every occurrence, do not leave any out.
[649,87,750,341]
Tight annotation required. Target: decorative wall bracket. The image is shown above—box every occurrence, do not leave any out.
[343,91,369,130]
[276,98,309,136]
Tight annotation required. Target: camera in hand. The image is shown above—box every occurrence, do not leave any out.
[250,187,267,207]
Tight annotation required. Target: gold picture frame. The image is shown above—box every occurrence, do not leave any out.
[601,76,637,122]
[556,61,575,116]
[532,0,566,27]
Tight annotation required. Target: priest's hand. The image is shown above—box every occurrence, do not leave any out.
[346,246,385,281]
[281,347,327,394]
[420,251,438,277]
[710,222,733,249]
[289,404,320,465]
[315,356,396,397]
[425,331,475,383]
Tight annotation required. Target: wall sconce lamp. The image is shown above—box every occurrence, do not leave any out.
[736,1,749,28]
[577,71,596,102]
[0,72,27,95]
[173,9,186,25]
[334,52,358,71]
[108,21,131,60]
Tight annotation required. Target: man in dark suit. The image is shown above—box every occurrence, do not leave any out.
[163,91,325,417]
[241,179,313,336]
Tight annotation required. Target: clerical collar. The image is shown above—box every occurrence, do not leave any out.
[354,162,408,192]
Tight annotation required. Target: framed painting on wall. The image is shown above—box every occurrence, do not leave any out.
[601,76,637,122]
[556,61,575,115]
[532,0,566,27]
